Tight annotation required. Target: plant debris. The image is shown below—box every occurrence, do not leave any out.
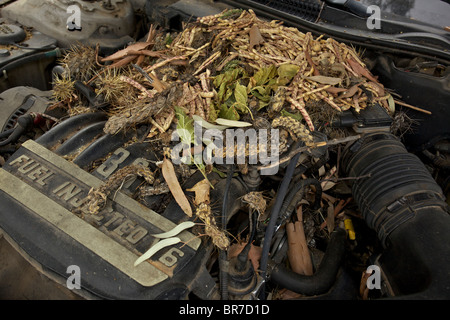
[87,164,155,214]
[54,9,398,261]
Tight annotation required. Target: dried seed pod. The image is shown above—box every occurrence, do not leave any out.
[52,73,75,102]
[60,44,98,82]
[87,164,154,214]
[272,116,314,147]
[195,203,230,250]
[242,191,267,214]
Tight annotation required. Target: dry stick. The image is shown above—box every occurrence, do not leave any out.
[87,54,138,85]
[316,91,342,112]
[119,75,153,98]
[394,99,432,115]
[298,84,331,99]
[193,51,221,75]
[286,96,315,132]
[145,55,188,73]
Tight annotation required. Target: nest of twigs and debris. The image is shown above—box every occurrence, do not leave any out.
[53,9,393,132]
[53,9,398,251]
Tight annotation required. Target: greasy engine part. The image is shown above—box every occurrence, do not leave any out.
[341,132,450,299]
[1,0,135,53]
[0,86,53,133]
[372,55,450,152]
[0,113,246,300]
[0,23,59,92]
[0,4,449,301]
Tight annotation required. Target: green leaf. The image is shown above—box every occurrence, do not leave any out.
[218,104,240,120]
[174,106,194,145]
[387,94,395,114]
[223,59,241,72]
[212,166,227,178]
[251,86,270,102]
[207,102,219,122]
[214,67,246,104]
[278,64,300,79]
[234,82,248,112]
[277,64,300,86]
[281,109,303,121]
[250,65,277,88]
[213,73,226,88]
[215,118,252,127]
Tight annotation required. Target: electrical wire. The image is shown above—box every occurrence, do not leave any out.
[258,147,303,298]
[219,164,235,300]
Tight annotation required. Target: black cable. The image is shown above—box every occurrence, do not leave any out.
[276,178,323,228]
[235,209,258,272]
[259,147,303,298]
[0,127,15,140]
[219,164,235,300]
[0,114,34,147]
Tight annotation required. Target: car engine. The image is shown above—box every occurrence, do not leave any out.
[0,0,449,301]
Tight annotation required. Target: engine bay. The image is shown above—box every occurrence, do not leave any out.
[0,0,449,301]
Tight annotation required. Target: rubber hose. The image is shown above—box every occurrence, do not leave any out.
[260,149,303,288]
[219,164,234,300]
[341,132,450,298]
[0,114,34,146]
[270,228,347,295]
[0,49,61,74]
[0,127,15,139]
[277,178,322,227]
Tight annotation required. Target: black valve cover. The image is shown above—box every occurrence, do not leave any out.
[0,114,215,300]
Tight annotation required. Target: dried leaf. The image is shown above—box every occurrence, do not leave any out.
[134,237,181,266]
[106,55,138,69]
[249,24,265,49]
[326,205,335,233]
[161,157,193,217]
[321,166,337,191]
[347,57,379,83]
[307,75,342,86]
[339,84,360,98]
[286,207,313,276]
[228,242,262,272]
[186,179,211,205]
[152,221,196,239]
[215,118,252,127]
[101,42,153,62]
[387,94,395,114]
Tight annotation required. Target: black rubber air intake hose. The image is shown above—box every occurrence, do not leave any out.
[341,132,450,299]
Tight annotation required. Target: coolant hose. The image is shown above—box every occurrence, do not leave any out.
[270,227,347,296]
[260,150,303,285]
[341,132,450,299]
